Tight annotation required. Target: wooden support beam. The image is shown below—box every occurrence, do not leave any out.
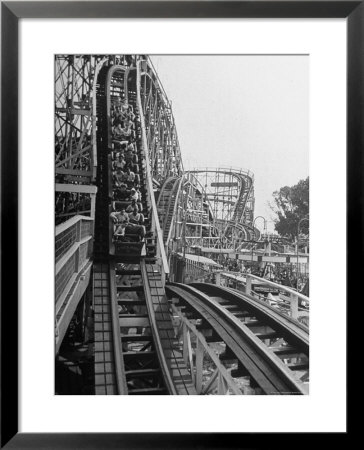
[55,183,97,194]
[56,168,93,177]
[201,368,218,395]
[195,339,204,394]
[217,373,228,395]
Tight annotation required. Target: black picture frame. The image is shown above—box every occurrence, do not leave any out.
[1,1,356,448]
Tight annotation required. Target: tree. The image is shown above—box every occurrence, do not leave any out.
[270,177,309,240]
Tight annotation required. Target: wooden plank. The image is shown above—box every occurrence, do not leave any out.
[119,317,150,328]
[56,183,97,194]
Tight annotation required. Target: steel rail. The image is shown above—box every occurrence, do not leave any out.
[167,283,308,394]
[240,273,310,304]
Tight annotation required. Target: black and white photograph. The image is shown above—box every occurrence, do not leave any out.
[55,54,309,396]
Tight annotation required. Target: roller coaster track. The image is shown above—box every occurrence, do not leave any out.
[93,61,196,394]
[190,168,254,226]
[166,283,309,394]
[187,168,255,251]
[156,176,181,242]
[139,57,184,184]
[157,173,228,256]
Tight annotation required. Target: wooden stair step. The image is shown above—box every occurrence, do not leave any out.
[119,316,150,327]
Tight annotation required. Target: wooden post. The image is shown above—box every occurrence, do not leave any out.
[246,275,252,296]
[182,323,189,366]
[291,293,299,319]
[90,193,96,228]
[195,339,204,394]
[76,219,81,242]
[187,329,195,384]
[74,247,80,273]
[217,373,227,395]
[266,241,271,256]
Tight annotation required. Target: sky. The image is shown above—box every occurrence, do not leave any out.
[150,55,309,232]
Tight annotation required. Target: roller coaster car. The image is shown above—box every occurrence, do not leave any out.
[109,205,145,262]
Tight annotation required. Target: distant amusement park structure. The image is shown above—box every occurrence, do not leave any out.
[55,55,309,396]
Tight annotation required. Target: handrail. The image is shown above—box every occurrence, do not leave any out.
[136,60,169,276]
[55,235,92,275]
[55,214,93,236]
[140,261,177,394]
[223,272,310,303]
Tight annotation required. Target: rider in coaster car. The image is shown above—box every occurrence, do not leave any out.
[129,206,145,225]
[113,183,130,201]
[113,154,126,171]
[127,207,146,240]
[127,105,136,121]
[113,222,127,241]
[113,123,125,139]
[126,199,139,213]
[130,188,138,202]
[110,208,129,225]
[123,167,135,184]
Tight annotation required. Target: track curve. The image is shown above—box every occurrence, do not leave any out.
[166,282,309,394]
